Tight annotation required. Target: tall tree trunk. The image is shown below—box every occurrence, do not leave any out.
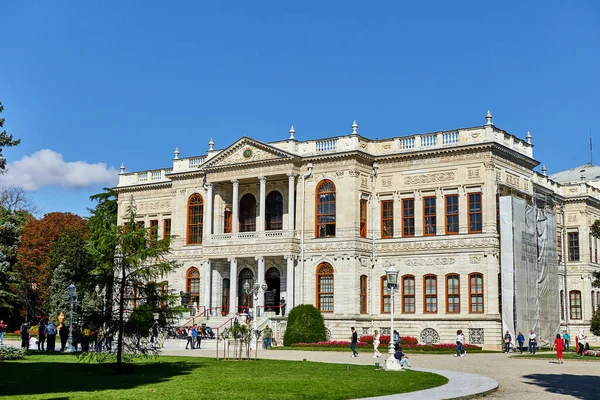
[116,258,126,365]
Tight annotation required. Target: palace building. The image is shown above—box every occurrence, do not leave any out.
[115,111,600,347]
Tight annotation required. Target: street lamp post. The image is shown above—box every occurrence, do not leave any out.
[384,265,401,371]
[65,283,77,352]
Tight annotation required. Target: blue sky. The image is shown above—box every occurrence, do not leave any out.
[0,1,598,217]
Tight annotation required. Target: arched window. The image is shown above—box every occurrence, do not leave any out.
[360,275,368,314]
[381,276,391,313]
[240,194,257,232]
[316,180,336,238]
[570,290,582,319]
[265,191,283,230]
[402,275,415,313]
[469,273,484,313]
[446,274,460,313]
[187,194,204,244]
[424,275,437,313]
[316,263,334,312]
[186,267,201,306]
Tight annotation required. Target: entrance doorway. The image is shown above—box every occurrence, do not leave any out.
[265,267,281,314]
[222,278,230,316]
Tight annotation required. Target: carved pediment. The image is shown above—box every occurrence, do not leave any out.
[201,137,295,169]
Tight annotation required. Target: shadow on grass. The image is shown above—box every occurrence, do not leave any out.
[523,373,600,399]
[0,353,199,397]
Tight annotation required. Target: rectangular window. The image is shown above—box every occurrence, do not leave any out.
[149,220,158,243]
[136,221,145,230]
[445,195,459,234]
[570,290,582,319]
[557,229,562,264]
[163,219,171,239]
[381,277,391,314]
[381,200,394,238]
[590,234,593,263]
[402,276,415,313]
[423,196,436,236]
[468,193,482,233]
[224,210,232,234]
[446,274,460,313]
[360,275,368,314]
[360,199,368,238]
[568,232,580,261]
[402,199,415,237]
[469,273,484,313]
[424,275,437,313]
[318,275,334,312]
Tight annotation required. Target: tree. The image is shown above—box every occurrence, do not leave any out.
[591,307,600,337]
[0,187,40,216]
[0,207,28,314]
[0,102,21,173]
[15,212,87,320]
[86,199,180,366]
[283,304,327,346]
[590,220,600,288]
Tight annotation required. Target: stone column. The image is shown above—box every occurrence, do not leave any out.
[285,255,295,310]
[232,180,239,235]
[257,256,265,315]
[288,173,295,234]
[229,258,238,316]
[202,260,211,313]
[259,176,266,232]
[204,183,213,242]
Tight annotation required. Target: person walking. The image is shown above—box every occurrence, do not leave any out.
[46,321,57,352]
[350,327,358,357]
[503,330,512,353]
[59,322,69,352]
[263,325,273,349]
[552,333,564,364]
[20,321,30,349]
[516,331,525,354]
[528,329,537,354]
[280,297,286,317]
[455,329,465,357]
[563,331,570,351]
[372,330,381,358]
[151,321,159,348]
[577,329,586,357]
[38,320,47,351]
[0,320,6,346]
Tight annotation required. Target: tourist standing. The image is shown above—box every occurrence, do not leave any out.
[151,321,159,348]
[372,330,381,358]
[350,327,358,357]
[504,330,512,353]
[263,325,273,349]
[455,330,464,357]
[38,321,47,351]
[46,321,57,352]
[528,330,537,354]
[20,321,30,349]
[191,325,198,349]
[59,322,69,351]
[0,320,8,346]
[72,324,81,351]
[393,330,400,347]
[552,333,564,364]
[563,331,570,351]
[195,325,202,349]
[516,331,525,354]
[280,297,286,317]
[577,329,586,357]
[185,326,194,349]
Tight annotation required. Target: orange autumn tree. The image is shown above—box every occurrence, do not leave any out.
[15,212,87,319]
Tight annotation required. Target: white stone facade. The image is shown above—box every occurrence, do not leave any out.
[115,113,600,348]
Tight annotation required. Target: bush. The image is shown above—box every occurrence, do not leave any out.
[283,304,327,346]
[0,347,27,361]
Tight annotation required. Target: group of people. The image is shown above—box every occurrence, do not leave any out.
[502,328,589,359]
[16,319,113,353]
[502,329,538,354]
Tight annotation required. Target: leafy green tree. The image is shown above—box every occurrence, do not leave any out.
[0,102,21,173]
[591,306,600,337]
[283,304,327,346]
[590,220,600,288]
[0,208,28,312]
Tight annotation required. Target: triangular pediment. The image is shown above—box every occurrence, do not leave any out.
[201,137,295,169]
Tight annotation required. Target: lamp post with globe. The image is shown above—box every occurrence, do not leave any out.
[243,281,268,339]
[384,265,402,370]
[65,283,77,352]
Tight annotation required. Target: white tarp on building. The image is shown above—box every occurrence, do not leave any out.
[500,196,560,347]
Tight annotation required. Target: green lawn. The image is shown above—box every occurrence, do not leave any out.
[0,353,447,399]
[510,352,600,361]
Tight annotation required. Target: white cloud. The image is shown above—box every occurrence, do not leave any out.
[0,149,118,191]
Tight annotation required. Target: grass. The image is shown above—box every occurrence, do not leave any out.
[0,353,447,399]
[510,352,600,362]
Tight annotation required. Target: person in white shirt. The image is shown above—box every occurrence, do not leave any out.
[372,330,381,358]
[577,329,586,357]
[528,330,537,354]
[455,329,465,357]
[29,336,39,349]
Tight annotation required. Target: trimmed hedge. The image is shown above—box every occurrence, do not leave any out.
[283,304,327,346]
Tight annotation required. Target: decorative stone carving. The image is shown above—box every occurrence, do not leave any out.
[505,173,520,187]
[381,143,392,150]
[420,328,440,344]
[469,255,482,264]
[468,168,481,179]
[469,328,484,344]
[137,200,172,213]
[335,170,345,178]
[348,169,360,177]
[361,176,368,188]
[376,237,498,252]
[404,172,456,185]
[404,257,455,267]
[568,214,577,223]
[381,177,393,187]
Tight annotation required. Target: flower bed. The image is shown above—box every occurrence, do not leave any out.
[584,350,600,357]
[359,335,418,346]
[291,340,482,351]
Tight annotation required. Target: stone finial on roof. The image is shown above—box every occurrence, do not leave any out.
[526,131,532,144]
[209,138,214,151]
[351,120,359,135]
[119,163,125,174]
[173,147,180,159]
[485,110,493,125]
[289,125,296,140]
[542,165,547,176]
